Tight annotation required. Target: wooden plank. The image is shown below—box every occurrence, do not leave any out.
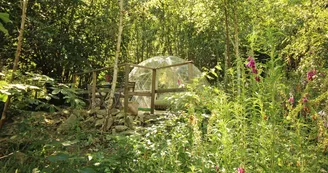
[188,62,194,83]
[97,88,112,92]
[129,63,154,70]
[156,61,193,70]
[156,88,187,93]
[91,72,97,110]
[124,64,130,115]
[73,63,152,76]
[72,74,78,88]
[150,69,156,114]
[127,92,152,96]
[72,74,77,84]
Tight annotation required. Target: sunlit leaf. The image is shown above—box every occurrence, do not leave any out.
[52,89,61,95]
[11,84,27,90]
[45,95,51,100]
[0,13,10,23]
[47,153,69,162]
[0,94,8,102]
[28,85,40,90]
[62,140,79,146]
[0,89,11,95]
[87,155,92,161]
[0,23,8,35]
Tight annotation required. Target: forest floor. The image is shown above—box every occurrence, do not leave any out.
[0,108,171,172]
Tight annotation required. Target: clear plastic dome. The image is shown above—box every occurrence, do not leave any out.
[129,56,207,108]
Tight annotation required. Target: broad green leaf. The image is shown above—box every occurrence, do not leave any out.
[0,94,8,102]
[0,81,8,87]
[50,94,59,99]
[0,23,8,35]
[0,89,11,95]
[215,65,222,71]
[28,85,40,90]
[45,95,51,100]
[0,13,10,23]
[47,153,69,162]
[11,84,28,91]
[52,89,61,94]
[210,69,218,77]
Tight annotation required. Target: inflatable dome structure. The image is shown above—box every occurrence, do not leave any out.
[129,56,207,108]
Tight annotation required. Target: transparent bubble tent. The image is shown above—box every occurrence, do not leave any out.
[129,56,207,108]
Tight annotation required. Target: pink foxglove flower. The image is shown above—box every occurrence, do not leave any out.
[288,96,294,105]
[238,167,245,173]
[252,68,258,74]
[246,57,256,69]
[307,69,316,81]
[303,96,308,103]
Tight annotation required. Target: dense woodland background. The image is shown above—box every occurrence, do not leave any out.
[1,0,328,172]
[1,0,327,81]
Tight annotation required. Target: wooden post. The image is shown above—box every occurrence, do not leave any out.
[72,74,77,88]
[92,72,97,110]
[124,64,130,115]
[188,62,194,83]
[150,69,156,114]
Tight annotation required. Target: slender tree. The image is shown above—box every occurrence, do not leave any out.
[103,0,124,131]
[0,0,28,129]
[223,0,230,85]
[233,0,241,95]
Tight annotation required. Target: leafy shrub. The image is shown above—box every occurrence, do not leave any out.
[122,55,328,172]
[0,71,85,113]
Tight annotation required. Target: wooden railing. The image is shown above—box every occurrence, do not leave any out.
[72,61,194,114]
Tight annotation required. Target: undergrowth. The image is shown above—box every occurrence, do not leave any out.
[0,56,328,172]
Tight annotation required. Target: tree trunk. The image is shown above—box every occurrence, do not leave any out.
[103,0,124,131]
[223,0,230,86]
[0,0,28,130]
[233,1,241,95]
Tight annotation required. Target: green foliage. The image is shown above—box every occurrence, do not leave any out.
[48,83,86,109]
[1,0,328,80]
[0,0,328,172]
[0,12,10,35]
[0,71,85,112]
[0,80,9,102]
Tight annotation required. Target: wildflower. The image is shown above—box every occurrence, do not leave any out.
[255,76,260,82]
[303,96,308,103]
[238,167,245,173]
[246,56,256,69]
[288,96,294,105]
[246,56,260,82]
[252,68,258,74]
[263,115,268,120]
[307,69,316,81]
[215,165,219,172]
